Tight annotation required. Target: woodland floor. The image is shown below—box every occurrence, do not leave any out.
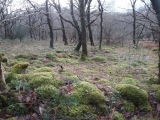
[0,39,159,120]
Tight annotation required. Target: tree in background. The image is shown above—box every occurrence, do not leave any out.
[45,0,54,48]
[97,0,104,49]
[79,0,88,60]
[150,0,160,83]
[87,0,94,46]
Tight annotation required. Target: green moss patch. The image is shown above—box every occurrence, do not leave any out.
[72,81,107,114]
[91,56,106,63]
[36,85,58,99]
[115,84,149,108]
[10,62,29,74]
[120,77,138,85]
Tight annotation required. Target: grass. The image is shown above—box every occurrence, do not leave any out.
[0,39,158,119]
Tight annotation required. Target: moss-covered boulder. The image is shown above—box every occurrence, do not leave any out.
[10,62,29,74]
[36,85,58,99]
[115,84,151,111]
[120,77,138,85]
[72,81,107,114]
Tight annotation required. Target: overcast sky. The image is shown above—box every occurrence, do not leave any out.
[12,0,150,12]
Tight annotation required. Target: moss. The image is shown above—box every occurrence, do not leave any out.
[64,75,80,83]
[120,77,138,85]
[115,84,149,107]
[30,60,42,65]
[122,101,135,112]
[36,85,58,99]
[5,72,27,83]
[45,62,56,67]
[2,57,7,63]
[107,55,118,62]
[15,53,38,60]
[57,58,78,64]
[155,89,160,101]
[46,53,57,61]
[34,67,53,72]
[82,69,97,74]
[113,111,124,120]
[10,60,20,66]
[15,54,28,59]
[151,84,160,92]
[91,56,106,63]
[10,62,29,74]
[27,73,63,88]
[72,81,107,114]
[80,54,88,61]
[148,78,158,84]
[104,68,116,75]
[66,105,97,119]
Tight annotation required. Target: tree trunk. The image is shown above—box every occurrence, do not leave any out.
[87,0,94,46]
[79,0,88,60]
[57,0,68,45]
[70,0,82,52]
[46,0,54,48]
[150,0,160,83]
[133,5,136,46]
[0,56,7,92]
[98,0,103,50]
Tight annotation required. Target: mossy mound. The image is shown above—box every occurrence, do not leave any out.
[46,53,57,61]
[15,53,38,60]
[91,56,106,63]
[9,62,29,74]
[58,105,97,120]
[27,72,63,88]
[115,84,149,107]
[120,77,138,85]
[121,101,135,112]
[148,78,158,84]
[36,85,58,99]
[5,72,27,83]
[72,81,107,114]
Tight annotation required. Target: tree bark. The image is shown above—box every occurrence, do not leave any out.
[87,0,94,46]
[150,0,160,83]
[46,0,54,48]
[79,0,88,60]
[70,0,82,52]
[0,56,7,92]
[98,0,103,49]
[57,0,68,45]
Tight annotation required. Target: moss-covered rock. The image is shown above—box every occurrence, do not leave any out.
[115,84,149,107]
[113,111,124,120]
[72,81,107,114]
[10,62,29,74]
[36,85,58,99]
